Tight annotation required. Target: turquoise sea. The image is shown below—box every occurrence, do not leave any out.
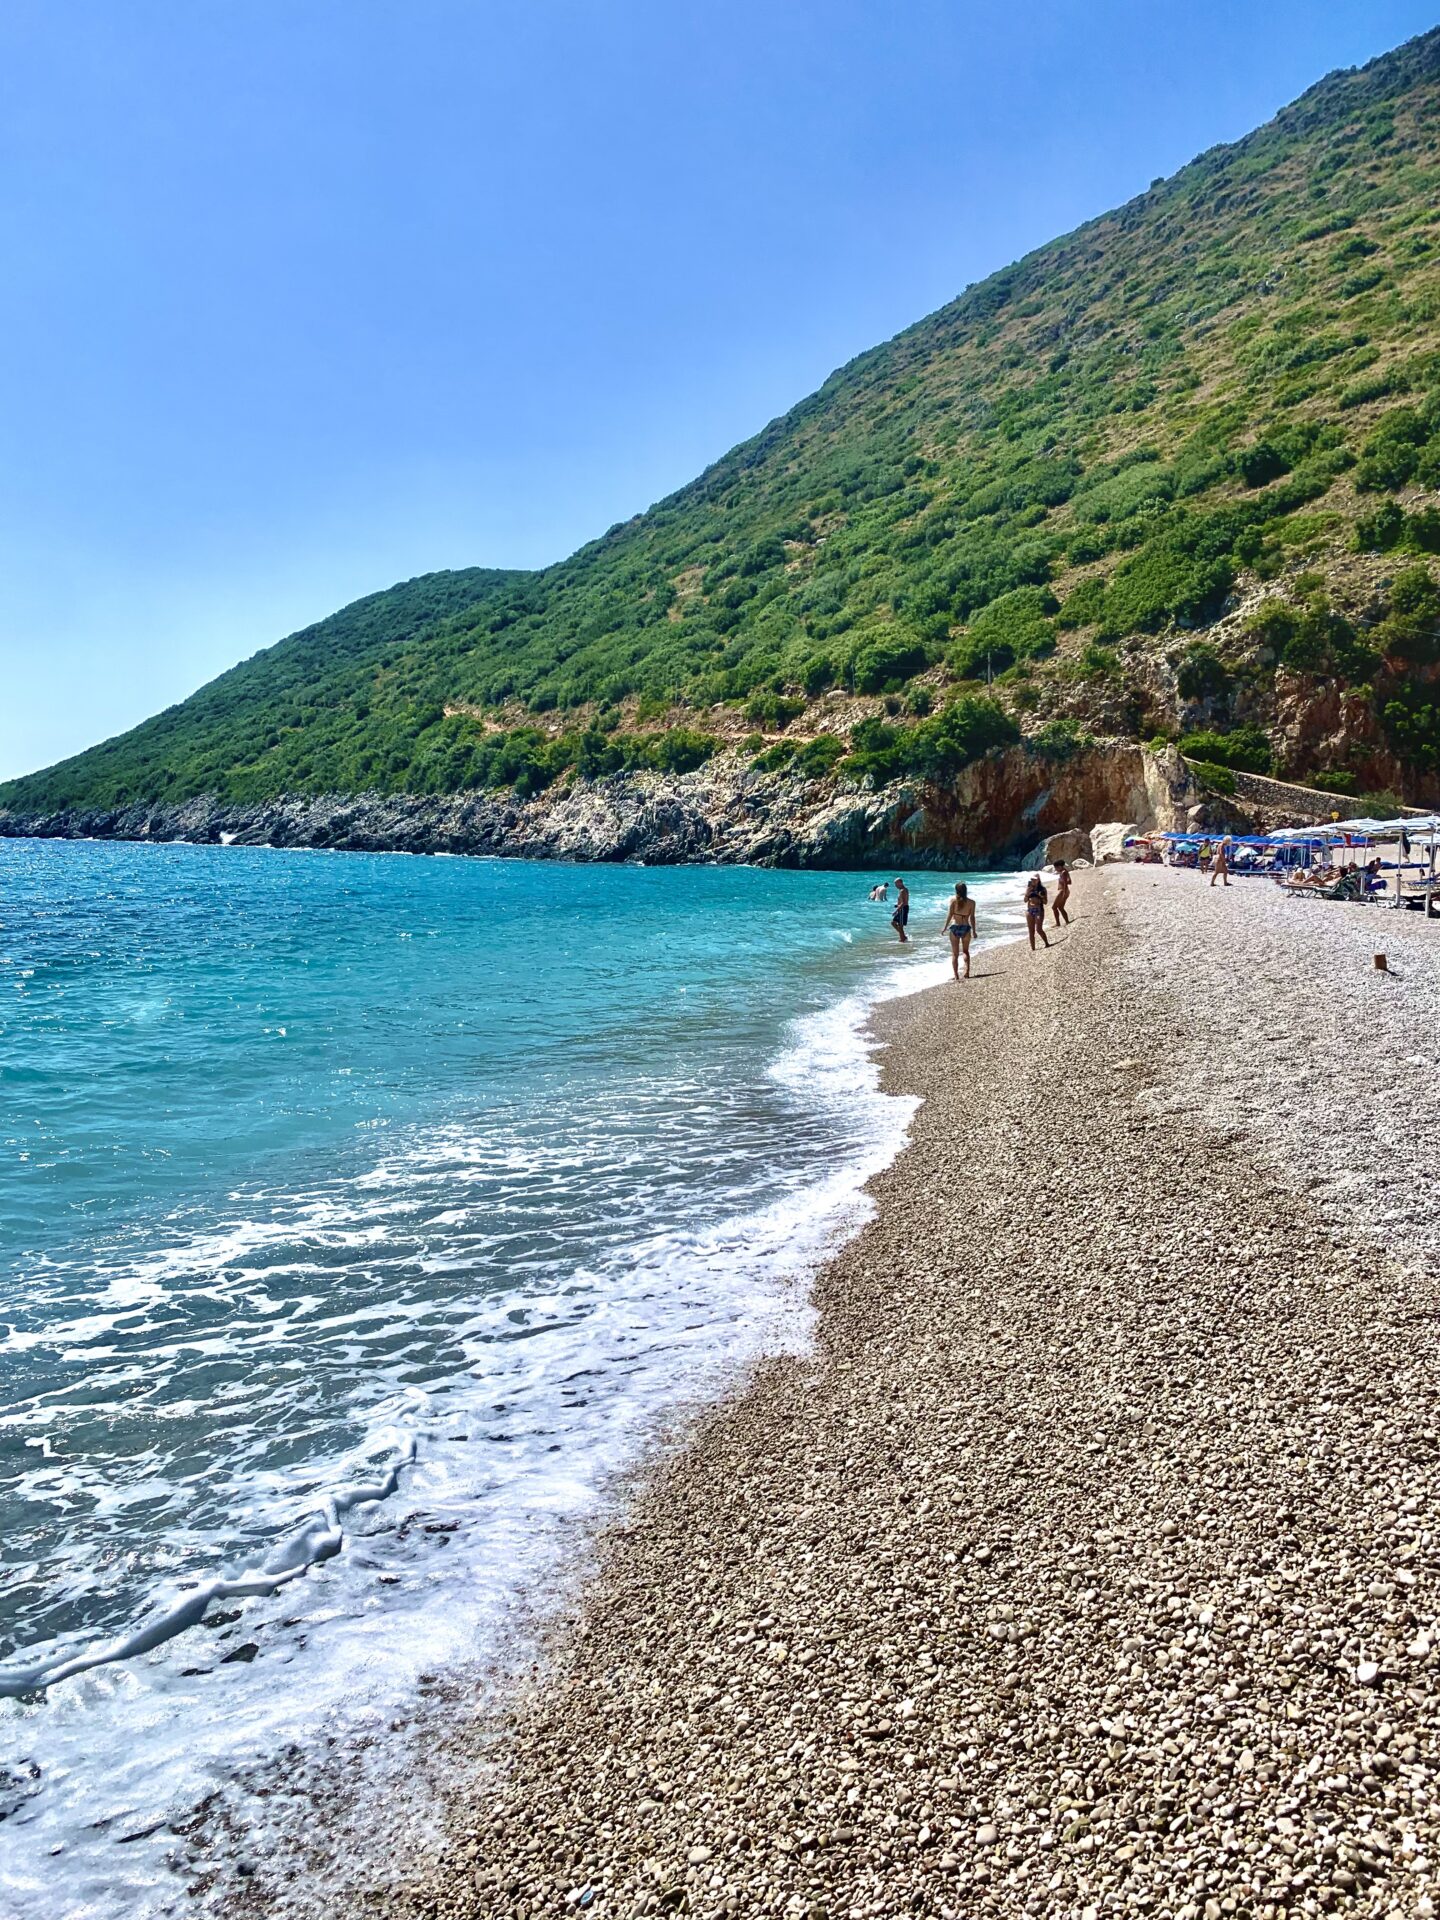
[0,838,1024,1915]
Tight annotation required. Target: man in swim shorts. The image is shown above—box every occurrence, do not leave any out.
[891,877,910,943]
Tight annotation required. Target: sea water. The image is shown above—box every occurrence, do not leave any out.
[0,839,1024,1915]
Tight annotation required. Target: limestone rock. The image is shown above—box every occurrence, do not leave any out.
[1091,821,1139,864]
[0,741,1207,872]
[1020,827,1092,869]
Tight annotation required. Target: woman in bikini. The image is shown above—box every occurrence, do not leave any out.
[1052,859,1072,927]
[942,882,977,979]
[1024,874,1051,950]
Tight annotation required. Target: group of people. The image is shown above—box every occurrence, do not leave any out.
[880,861,1072,980]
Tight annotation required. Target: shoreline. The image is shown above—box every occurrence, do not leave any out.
[201,884,1036,1918]
[364,864,1440,1920]
[0,856,1024,1920]
[0,737,1197,872]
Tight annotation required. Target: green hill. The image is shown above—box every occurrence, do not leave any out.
[7,25,1440,818]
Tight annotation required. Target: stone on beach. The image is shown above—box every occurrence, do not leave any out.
[1090,820,1139,863]
[387,865,1440,1920]
[1020,827,1092,869]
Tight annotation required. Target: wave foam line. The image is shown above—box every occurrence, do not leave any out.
[0,1437,417,1699]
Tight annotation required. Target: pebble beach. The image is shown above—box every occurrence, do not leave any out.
[387,864,1440,1920]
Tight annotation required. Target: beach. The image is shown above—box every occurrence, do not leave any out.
[388,864,1440,1920]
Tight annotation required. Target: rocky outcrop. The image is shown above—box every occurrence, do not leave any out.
[1091,822,1140,864]
[1020,828,1093,869]
[0,740,1205,870]
[1272,671,1410,798]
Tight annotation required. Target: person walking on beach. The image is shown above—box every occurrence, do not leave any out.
[1024,874,1051,950]
[1051,860,1072,927]
[1210,838,1231,888]
[890,878,910,943]
[942,882,977,980]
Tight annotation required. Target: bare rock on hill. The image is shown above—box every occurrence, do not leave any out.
[0,740,1210,871]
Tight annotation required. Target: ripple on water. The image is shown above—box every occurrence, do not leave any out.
[0,841,1025,1915]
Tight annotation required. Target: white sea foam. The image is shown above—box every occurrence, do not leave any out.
[0,870,1025,1919]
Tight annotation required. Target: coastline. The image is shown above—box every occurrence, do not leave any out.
[367,864,1440,1920]
[0,852,1023,1920]
[0,739,1198,872]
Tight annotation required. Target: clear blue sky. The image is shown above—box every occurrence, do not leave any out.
[1,1,1434,781]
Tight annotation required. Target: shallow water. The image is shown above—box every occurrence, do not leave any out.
[0,839,1023,1914]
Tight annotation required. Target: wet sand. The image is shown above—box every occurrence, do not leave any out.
[397,865,1440,1920]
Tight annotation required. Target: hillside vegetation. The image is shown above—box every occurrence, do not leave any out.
[7,27,1440,816]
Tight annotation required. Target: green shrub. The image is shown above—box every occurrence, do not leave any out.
[843,697,1020,787]
[1354,404,1434,492]
[1098,514,1238,636]
[1028,717,1093,761]
[1356,500,1408,552]
[949,587,1058,679]
[1280,599,1378,680]
[1357,501,1440,554]
[907,686,934,717]
[1185,759,1237,794]
[1071,460,1175,525]
[1235,441,1291,488]
[1391,564,1440,619]
[1056,576,1108,630]
[795,733,846,777]
[651,728,720,774]
[850,636,928,694]
[1077,642,1120,679]
[1178,725,1272,773]
[800,654,836,696]
[744,692,805,731]
[1176,643,1230,701]
[1242,600,1299,651]
[1355,789,1406,816]
[751,740,796,773]
[1374,564,1440,665]
[1339,371,1405,409]
[1311,769,1357,794]
[1384,685,1440,773]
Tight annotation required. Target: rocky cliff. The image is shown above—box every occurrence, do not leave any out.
[0,741,1206,869]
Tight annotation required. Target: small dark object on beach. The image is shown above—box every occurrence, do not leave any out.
[1375,953,1389,972]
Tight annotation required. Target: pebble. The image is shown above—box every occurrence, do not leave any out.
[388,869,1440,1920]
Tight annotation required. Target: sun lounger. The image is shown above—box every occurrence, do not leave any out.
[1286,870,1367,903]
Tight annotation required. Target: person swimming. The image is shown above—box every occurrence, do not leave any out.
[942,882,977,980]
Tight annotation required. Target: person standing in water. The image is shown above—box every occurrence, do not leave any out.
[1024,874,1051,950]
[943,882,977,979]
[890,878,910,943]
[1052,859,1072,927]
